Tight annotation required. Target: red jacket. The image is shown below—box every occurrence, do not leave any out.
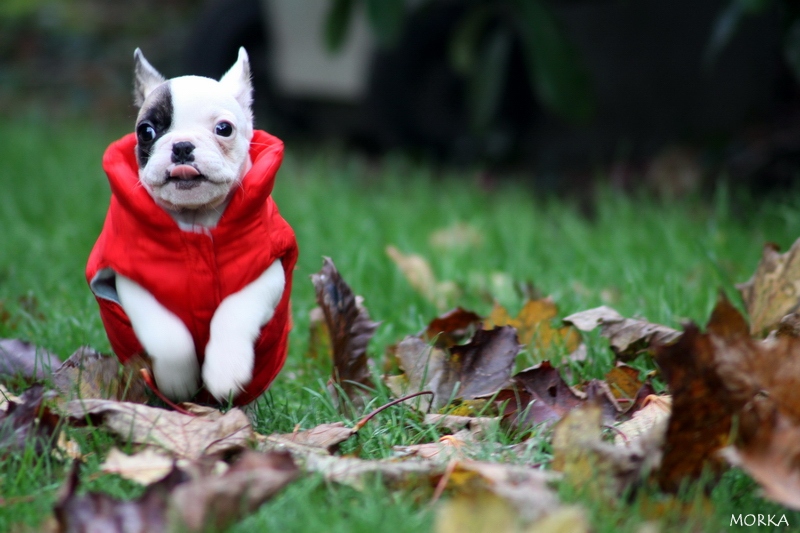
[86,130,298,405]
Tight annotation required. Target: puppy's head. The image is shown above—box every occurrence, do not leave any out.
[133,48,254,211]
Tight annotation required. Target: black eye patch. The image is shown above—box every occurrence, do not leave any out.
[136,82,173,168]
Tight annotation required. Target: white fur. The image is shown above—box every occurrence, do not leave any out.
[135,48,253,216]
[203,259,285,401]
[114,49,286,403]
[116,275,200,401]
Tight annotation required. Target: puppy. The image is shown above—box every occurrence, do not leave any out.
[86,49,298,405]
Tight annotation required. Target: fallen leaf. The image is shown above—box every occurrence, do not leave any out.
[0,338,61,383]
[0,384,61,457]
[494,361,585,430]
[170,450,300,531]
[564,306,681,361]
[551,403,654,497]
[55,450,299,533]
[774,312,800,338]
[385,336,448,411]
[394,430,472,461]
[435,491,521,533]
[429,222,483,250]
[737,239,800,336]
[52,346,148,403]
[424,413,498,437]
[484,298,580,356]
[450,461,561,522]
[0,384,20,412]
[387,327,520,410]
[423,307,483,348]
[274,422,355,454]
[53,461,183,533]
[525,506,589,533]
[604,364,643,400]
[303,453,442,489]
[720,411,800,510]
[386,245,460,310]
[311,257,380,413]
[100,447,176,485]
[614,395,671,446]
[64,400,253,460]
[654,297,749,491]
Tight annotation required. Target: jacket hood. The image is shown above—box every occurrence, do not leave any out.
[101,130,285,229]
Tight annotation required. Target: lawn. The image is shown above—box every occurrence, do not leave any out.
[2,116,800,531]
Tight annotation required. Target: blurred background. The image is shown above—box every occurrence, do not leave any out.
[1,0,798,194]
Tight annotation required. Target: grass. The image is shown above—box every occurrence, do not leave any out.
[2,115,800,531]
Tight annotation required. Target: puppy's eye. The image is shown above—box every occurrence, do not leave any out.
[137,123,156,143]
[215,121,234,138]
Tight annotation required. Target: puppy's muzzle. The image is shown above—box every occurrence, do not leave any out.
[171,141,195,164]
[167,142,205,190]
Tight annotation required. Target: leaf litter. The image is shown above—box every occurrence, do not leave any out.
[9,240,800,530]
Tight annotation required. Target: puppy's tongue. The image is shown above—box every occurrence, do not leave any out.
[170,165,201,179]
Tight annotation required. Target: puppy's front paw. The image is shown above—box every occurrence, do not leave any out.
[202,338,255,402]
[154,359,200,402]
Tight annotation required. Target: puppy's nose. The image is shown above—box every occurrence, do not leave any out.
[171,142,196,164]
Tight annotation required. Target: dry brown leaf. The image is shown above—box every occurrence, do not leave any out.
[52,347,148,403]
[424,413,498,437]
[738,239,800,336]
[53,461,182,533]
[614,395,671,447]
[394,430,473,461]
[494,361,586,430]
[311,257,380,413]
[484,298,580,355]
[273,422,355,454]
[564,306,681,361]
[386,327,520,410]
[55,451,298,533]
[525,506,589,533]
[0,338,61,383]
[100,447,177,485]
[435,492,521,533]
[170,450,300,532]
[423,307,483,348]
[653,297,750,492]
[552,403,655,497]
[604,364,643,400]
[386,245,460,310]
[429,222,484,251]
[0,384,20,412]
[721,411,800,510]
[0,384,61,457]
[303,454,442,489]
[64,400,253,460]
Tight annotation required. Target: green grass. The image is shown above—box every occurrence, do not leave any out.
[2,116,800,531]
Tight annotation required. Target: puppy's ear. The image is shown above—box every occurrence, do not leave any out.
[219,47,253,120]
[133,48,166,108]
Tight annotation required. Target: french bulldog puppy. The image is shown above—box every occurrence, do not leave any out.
[87,49,297,405]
